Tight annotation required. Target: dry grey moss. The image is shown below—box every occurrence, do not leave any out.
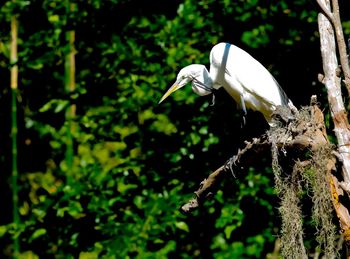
[270,132,308,259]
[279,186,307,259]
[268,106,338,258]
[305,146,337,258]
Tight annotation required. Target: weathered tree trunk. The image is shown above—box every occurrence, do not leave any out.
[317,0,350,190]
[317,0,350,247]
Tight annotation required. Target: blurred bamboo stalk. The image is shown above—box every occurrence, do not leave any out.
[10,15,20,256]
[64,0,76,180]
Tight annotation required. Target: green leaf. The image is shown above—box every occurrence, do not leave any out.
[79,251,99,259]
[54,100,69,113]
[0,225,7,237]
[117,183,138,194]
[67,201,84,219]
[0,41,9,58]
[48,14,59,23]
[18,251,39,259]
[39,99,69,113]
[224,225,236,239]
[175,221,189,232]
[30,228,47,242]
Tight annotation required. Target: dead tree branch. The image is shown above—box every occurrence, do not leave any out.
[181,102,327,213]
[317,0,350,194]
[316,0,350,96]
[316,0,335,23]
[331,0,350,91]
[180,137,269,214]
[180,101,350,248]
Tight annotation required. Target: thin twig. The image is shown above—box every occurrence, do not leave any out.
[180,137,269,214]
[316,0,335,23]
[331,0,350,94]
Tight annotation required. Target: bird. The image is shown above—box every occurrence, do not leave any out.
[159,42,296,125]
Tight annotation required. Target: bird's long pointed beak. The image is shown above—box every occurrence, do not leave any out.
[158,83,181,104]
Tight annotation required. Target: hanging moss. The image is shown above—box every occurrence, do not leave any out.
[269,131,307,259]
[305,145,337,258]
[268,106,338,258]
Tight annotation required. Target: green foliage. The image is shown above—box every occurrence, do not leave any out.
[0,0,343,257]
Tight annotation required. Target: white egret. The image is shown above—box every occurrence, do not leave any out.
[159,42,296,125]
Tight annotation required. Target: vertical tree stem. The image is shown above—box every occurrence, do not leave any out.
[10,14,20,256]
[316,0,350,95]
[64,0,76,181]
[318,0,350,188]
[331,0,350,93]
[317,0,350,247]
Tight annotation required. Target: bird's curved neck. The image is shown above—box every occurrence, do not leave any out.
[192,76,212,92]
[191,66,213,96]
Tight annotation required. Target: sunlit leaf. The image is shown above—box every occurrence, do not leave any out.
[175,221,189,232]
[224,225,236,239]
[0,225,7,238]
[30,228,47,242]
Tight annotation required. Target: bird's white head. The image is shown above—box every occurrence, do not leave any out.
[159,64,213,104]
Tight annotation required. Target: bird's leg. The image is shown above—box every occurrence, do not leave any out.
[209,89,219,106]
[210,92,216,106]
[240,113,247,128]
[240,94,247,127]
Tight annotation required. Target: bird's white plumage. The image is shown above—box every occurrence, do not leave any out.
[178,64,213,96]
[159,42,295,124]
